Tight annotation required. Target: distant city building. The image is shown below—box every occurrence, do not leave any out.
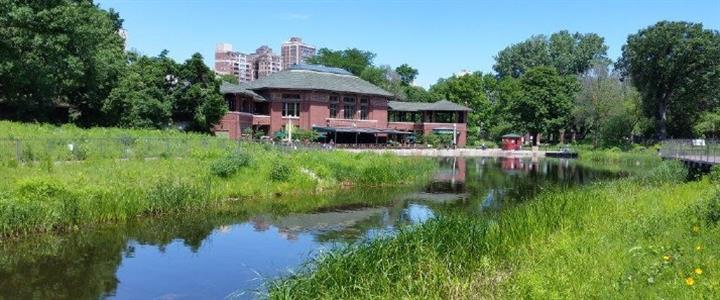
[215,43,282,82]
[214,43,252,82]
[281,37,316,69]
[248,45,283,80]
[118,29,128,49]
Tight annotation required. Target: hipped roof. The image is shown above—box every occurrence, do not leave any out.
[387,100,472,112]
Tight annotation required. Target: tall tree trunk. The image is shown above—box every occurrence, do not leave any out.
[656,100,668,140]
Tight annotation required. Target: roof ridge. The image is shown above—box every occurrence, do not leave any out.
[288,69,357,78]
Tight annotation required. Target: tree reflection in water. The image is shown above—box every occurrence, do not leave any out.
[0,157,622,299]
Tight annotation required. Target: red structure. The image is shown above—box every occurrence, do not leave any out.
[214,65,471,146]
[501,134,523,150]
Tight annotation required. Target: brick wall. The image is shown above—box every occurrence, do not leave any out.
[216,89,468,146]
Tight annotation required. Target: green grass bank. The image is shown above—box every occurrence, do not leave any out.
[268,162,719,299]
[0,122,436,237]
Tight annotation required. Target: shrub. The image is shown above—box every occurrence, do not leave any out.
[709,165,720,183]
[640,160,687,184]
[70,144,87,161]
[293,128,320,142]
[209,151,252,178]
[471,139,498,149]
[14,177,79,226]
[146,178,204,214]
[270,161,292,182]
[21,145,35,162]
[4,159,18,168]
[242,127,254,138]
[425,133,453,148]
[706,193,720,225]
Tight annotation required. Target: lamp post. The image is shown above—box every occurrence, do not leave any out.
[353,122,358,146]
[453,123,457,148]
[287,118,292,144]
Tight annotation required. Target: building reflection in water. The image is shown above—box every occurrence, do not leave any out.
[0,156,622,300]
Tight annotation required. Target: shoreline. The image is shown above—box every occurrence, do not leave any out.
[267,161,716,298]
[343,148,547,157]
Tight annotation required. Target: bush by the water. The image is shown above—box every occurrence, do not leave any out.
[709,165,720,183]
[639,160,688,184]
[270,161,293,182]
[702,192,720,225]
[209,151,252,178]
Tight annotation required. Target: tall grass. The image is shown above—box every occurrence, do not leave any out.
[0,122,436,237]
[267,161,718,299]
[579,147,660,165]
[0,121,238,162]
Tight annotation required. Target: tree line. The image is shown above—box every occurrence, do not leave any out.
[310,25,720,146]
[0,1,225,132]
[1,1,719,144]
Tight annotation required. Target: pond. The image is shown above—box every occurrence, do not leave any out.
[0,157,620,299]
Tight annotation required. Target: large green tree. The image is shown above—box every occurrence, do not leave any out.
[218,74,238,84]
[173,53,227,132]
[306,47,428,101]
[429,72,497,141]
[573,64,645,146]
[306,48,376,76]
[104,52,225,131]
[395,64,419,85]
[0,0,126,125]
[359,64,432,102]
[493,31,609,78]
[617,21,720,139]
[694,110,720,138]
[506,67,579,145]
[103,52,176,128]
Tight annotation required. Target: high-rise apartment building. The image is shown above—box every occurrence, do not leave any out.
[247,46,283,80]
[214,43,252,82]
[281,37,316,69]
[214,43,282,82]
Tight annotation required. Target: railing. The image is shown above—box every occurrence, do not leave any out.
[660,139,720,164]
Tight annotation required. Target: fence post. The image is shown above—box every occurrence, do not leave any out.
[15,139,21,162]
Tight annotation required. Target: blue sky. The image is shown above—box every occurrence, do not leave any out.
[98,0,720,87]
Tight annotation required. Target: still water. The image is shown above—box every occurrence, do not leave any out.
[0,157,618,299]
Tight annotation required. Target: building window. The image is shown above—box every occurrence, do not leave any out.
[282,94,300,117]
[343,96,356,119]
[360,98,369,120]
[282,102,299,117]
[329,96,339,118]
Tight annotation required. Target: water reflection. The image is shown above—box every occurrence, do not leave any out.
[0,157,618,300]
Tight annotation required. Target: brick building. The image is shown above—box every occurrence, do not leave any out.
[214,64,470,146]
